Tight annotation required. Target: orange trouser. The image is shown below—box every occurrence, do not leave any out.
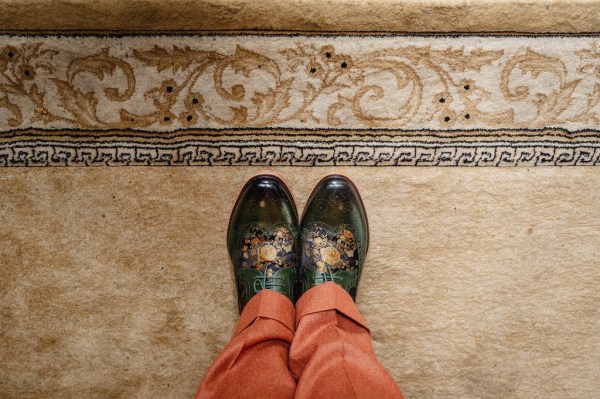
[195,282,404,399]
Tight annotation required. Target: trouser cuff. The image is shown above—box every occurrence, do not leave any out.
[233,289,296,336]
[295,282,370,332]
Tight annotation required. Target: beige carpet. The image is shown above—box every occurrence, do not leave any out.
[2,1,600,398]
[2,167,600,398]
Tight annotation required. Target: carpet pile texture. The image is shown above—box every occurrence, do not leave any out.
[2,167,600,398]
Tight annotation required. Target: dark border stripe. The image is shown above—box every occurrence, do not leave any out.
[1,32,600,38]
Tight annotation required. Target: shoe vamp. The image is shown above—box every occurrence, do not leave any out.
[238,226,295,272]
[302,226,358,273]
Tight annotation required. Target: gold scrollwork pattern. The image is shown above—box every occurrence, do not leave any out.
[1,36,600,131]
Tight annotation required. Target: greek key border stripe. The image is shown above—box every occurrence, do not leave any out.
[3,134,600,167]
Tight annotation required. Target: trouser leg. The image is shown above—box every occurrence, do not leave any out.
[195,289,297,399]
[289,282,403,399]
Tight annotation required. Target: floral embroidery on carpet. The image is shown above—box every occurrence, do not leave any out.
[2,34,600,167]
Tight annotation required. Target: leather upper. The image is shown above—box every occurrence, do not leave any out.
[299,175,368,301]
[227,175,298,311]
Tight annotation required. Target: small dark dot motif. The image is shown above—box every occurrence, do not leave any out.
[464,85,470,90]
[310,67,317,74]
[444,116,451,122]
[341,62,347,68]
[465,114,471,119]
[325,52,331,58]
[163,116,170,122]
[24,69,30,76]
[8,51,13,58]
[192,98,199,104]
[166,86,173,93]
[439,98,446,103]
[186,115,193,122]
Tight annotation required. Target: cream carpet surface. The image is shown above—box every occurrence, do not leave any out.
[2,167,600,398]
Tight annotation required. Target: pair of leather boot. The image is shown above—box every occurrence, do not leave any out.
[227,174,369,312]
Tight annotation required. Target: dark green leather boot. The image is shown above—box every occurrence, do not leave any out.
[228,174,298,312]
[299,174,369,301]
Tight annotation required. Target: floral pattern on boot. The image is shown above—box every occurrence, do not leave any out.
[238,226,295,276]
[302,226,358,274]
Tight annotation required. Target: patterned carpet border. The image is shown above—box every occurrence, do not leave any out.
[3,34,600,167]
[3,129,600,167]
